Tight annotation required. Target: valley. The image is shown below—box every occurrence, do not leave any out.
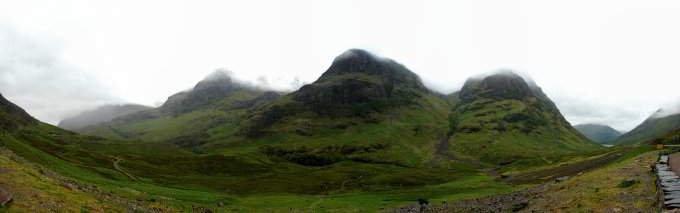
[0,49,677,212]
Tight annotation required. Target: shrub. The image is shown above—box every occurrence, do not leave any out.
[616,178,639,188]
[417,197,429,205]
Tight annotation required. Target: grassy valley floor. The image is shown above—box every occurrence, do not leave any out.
[390,146,660,212]
[520,148,658,212]
[0,143,663,212]
[0,147,162,212]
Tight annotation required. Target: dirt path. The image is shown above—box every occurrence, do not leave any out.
[110,156,141,182]
[503,149,627,185]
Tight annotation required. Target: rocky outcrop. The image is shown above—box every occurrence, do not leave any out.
[243,49,430,136]
[317,49,426,90]
[292,49,426,117]
[459,72,535,103]
[160,70,249,115]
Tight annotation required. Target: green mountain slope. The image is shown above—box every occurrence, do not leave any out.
[79,51,604,167]
[230,49,453,167]
[573,123,622,144]
[58,104,152,131]
[80,49,453,167]
[0,93,37,130]
[446,71,602,164]
[80,70,281,151]
[610,110,680,145]
[0,93,211,211]
[0,81,501,212]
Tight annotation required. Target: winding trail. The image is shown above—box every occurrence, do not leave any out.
[503,149,627,185]
[109,155,141,182]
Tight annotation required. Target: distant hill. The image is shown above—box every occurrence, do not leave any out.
[58,104,152,131]
[446,71,602,164]
[573,123,622,144]
[80,69,282,150]
[610,109,680,145]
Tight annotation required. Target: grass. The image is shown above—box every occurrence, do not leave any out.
[609,145,655,164]
[0,119,516,212]
[520,148,659,211]
[216,174,513,212]
[0,147,129,212]
[0,130,515,211]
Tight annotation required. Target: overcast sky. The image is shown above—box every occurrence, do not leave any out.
[1,0,679,131]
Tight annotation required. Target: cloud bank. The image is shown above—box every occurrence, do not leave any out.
[0,24,121,124]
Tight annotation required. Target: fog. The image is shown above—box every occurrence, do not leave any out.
[0,24,121,124]
[1,0,680,130]
[652,102,680,119]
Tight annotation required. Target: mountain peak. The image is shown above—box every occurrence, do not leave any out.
[194,69,238,90]
[459,71,534,102]
[319,49,416,80]
[612,106,680,145]
[293,50,427,111]
[160,69,250,114]
[334,48,376,61]
[651,102,680,119]
[202,69,233,81]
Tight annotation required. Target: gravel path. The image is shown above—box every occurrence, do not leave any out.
[670,153,680,175]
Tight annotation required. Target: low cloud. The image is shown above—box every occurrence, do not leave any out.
[0,24,120,124]
[651,98,680,118]
[247,74,308,92]
[551,95,649,131]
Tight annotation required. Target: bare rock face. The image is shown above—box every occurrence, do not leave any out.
[243,49,430,137]
[292,49,426,117]
[160,69,248,115]
[317,49,425,89]
[459,72,535,103]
